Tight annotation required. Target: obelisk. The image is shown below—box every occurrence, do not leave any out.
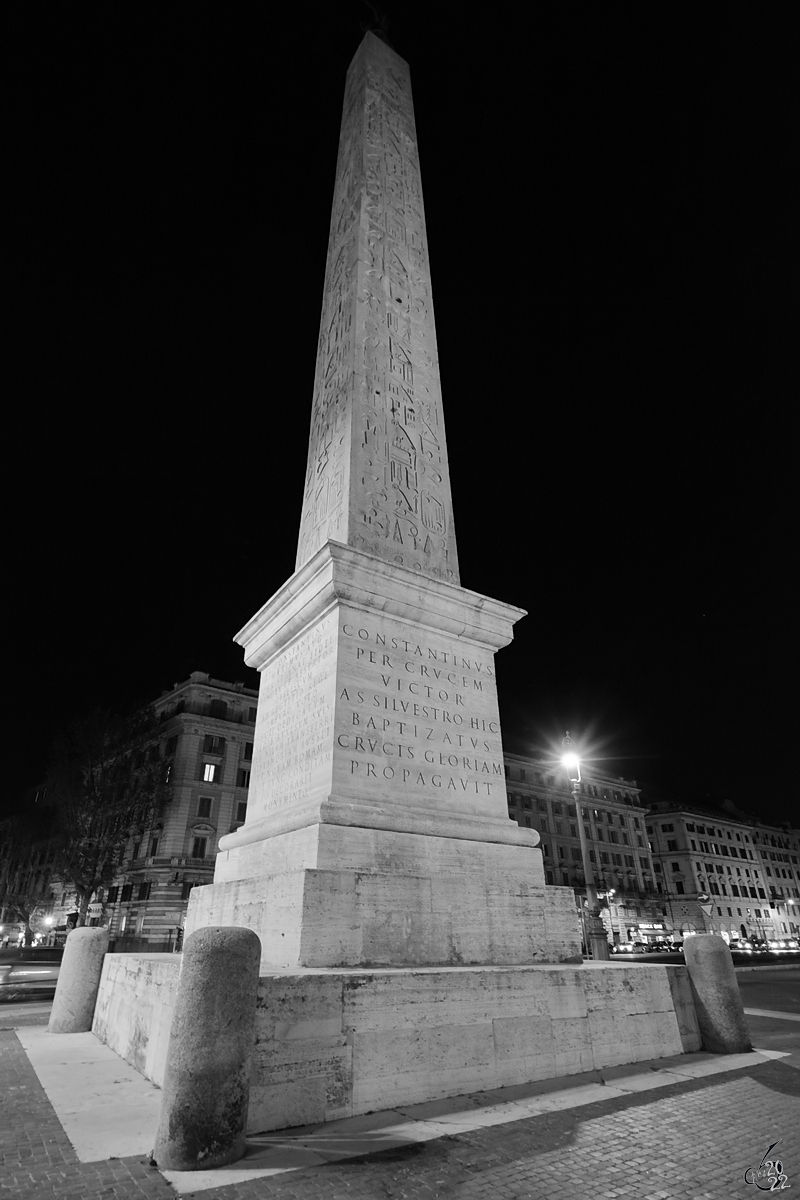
[186,33,580,971]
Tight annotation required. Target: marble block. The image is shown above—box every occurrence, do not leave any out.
[186,824,581,968]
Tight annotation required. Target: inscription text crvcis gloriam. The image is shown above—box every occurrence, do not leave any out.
[340,623,503,795]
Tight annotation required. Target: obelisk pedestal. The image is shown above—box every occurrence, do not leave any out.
[185,541,581,966]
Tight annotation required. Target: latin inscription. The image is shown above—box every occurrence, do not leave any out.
[335,621,506,813]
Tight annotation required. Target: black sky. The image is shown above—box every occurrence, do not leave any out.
[7,4,796,826]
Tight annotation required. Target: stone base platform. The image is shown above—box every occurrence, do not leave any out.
[184,823,581,969]
[92,955,702,1135]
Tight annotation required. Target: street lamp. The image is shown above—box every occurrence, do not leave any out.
[562,733,610,961]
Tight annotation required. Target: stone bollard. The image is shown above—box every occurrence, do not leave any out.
[49,926,109,1034]
[683,934,751,1053]
[153,926,261,1171]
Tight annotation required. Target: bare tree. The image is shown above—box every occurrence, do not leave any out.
[0,812,56,945]
[44,706,170,926]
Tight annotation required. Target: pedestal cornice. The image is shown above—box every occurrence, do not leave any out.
[235,541,526,673]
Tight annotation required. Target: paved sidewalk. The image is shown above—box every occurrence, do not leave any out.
[2,1012,799,1199]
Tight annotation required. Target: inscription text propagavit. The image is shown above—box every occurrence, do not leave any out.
[337,622,503,802]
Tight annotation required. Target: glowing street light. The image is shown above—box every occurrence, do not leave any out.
[561,733,610,961]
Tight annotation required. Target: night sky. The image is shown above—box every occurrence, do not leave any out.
[8,4,795,826]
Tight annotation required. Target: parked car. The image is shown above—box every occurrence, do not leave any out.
[0,955,61,1001]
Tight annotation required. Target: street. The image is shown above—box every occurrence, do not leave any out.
[1,966,798,1199]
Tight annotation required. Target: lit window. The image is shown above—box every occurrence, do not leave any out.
[203,763,216,783]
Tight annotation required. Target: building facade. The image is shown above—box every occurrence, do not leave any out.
[646,800,800,942]
[504,752,665,946]
[47,671,258,949]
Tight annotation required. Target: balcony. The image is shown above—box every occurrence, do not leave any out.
[160,702,252,726]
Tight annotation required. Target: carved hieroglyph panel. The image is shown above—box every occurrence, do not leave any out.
[296,33,459,585]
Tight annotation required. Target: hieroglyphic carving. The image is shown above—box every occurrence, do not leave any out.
[296,34,459,584]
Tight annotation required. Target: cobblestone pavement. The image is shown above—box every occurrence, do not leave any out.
[2,1013,799,1199]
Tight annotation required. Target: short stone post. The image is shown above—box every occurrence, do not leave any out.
[683,934,751,1053]
[153,926,261,1171]
[49,926,109,1034]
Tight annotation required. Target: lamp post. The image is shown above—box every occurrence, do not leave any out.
[562,733,610,960]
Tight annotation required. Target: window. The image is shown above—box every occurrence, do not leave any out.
[248,707,257,722]
[121,884,133,902]
[558,846,565,859]
[666,839,678,851]
[181,881,199,901]
[571,848,582,861]
[236,768,251,788]
[540,818,548,833]
[661,824,674,833]
[198,797,212,818]
[138,881,151,901]
[202,763,217,783]
[545,870,554,885]
[203,734,225,754]
[523,798,532,810]
[165,736,178,756]
[107,886,119,904]
[570,823,577,837]
[209,699,228,720]
[132,841,141,861]
[192,837,208,859]
[149,837,159,857]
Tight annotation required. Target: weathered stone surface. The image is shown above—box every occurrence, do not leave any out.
[683,934,751,1053]
[48,926,108,1034]
[92,952,179,1085]
[94,956,699,1134]
[186,824,580,969]
[152,927,261,1171]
